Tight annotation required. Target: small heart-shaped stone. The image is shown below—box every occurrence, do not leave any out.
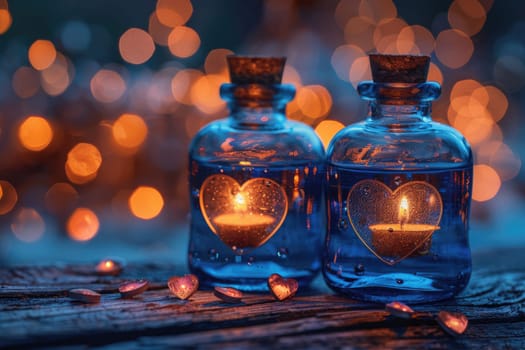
[436,310,468,336]
[267,273,298,301]
[167,274,199,300]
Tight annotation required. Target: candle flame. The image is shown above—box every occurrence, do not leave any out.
[399,196,409,227]
[233,192,247,212]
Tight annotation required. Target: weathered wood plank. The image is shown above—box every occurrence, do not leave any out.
[0,248,524,349]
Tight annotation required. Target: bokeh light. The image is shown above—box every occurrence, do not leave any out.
[435,29,474,69]
[112,113,148,149]
[41,53,72,96]
[66,143,102,184]
[204,48,234,78]
[315,120,345,149]
[148,11,172,46]
[11,208,45,243]
[190,74,225,114]
[12,66,40,98]
[448,0,487,37]
[67,208,99,241]
[128,186,164,220]
[0,8,12,34]
[18,116,53,151]
[28,40,57,71]
[119,28,155,65]
[472,164,501,202]
[90,69,126,103]
[0,180,17,215]
[156,0,193,28]
[168,26,200,58]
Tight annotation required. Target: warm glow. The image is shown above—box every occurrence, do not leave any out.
[66,143,102,184]
[315,119,345,149]
[358,0,397,23]
[18,116,53,151]
[435,29,474,69]
[168,26,200,58]
[0,9,12,34]
[448,0,486,37]
[171,69,203,104]
[428,63,443,85]
[119,28,155,65]
[41,53,72,96]
[156,0,193,28]
[190,74,225,114]
[11,208,45,243]
[12,66,40,98]
[373,18,408,53]
[148,11,172,46]
[233,193,247,212]
[349,56,372,88]
[204,48,234,78]
[0,180,17,215]
[67,208,99,241]
[484,86,508,122]
[28,40,57,71]
[112,113,148,149]
[344,16,376,52]
[472,164,501,202]
[129,186,164,220]
[398,196,409,223]
[397,25,435,55]
[90,69,126,103]
[331,44,366,82]
[282,65,303,89]
[296,85,332,122]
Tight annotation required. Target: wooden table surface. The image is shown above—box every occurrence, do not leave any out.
[1,247,524,349]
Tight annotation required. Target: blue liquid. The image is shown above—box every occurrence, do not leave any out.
[189,160,325,291]
[323,166,472,303]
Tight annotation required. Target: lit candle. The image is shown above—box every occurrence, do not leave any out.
[369,197,439,259]
[212,192,276,249]
[95,259,123,276]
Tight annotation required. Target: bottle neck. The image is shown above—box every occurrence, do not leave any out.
[220,83,295,130]
[358,81,440,129]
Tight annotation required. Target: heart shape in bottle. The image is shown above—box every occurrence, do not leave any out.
[347,180,442,265]
[200,174,288,249]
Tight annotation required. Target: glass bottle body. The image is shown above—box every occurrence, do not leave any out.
[323,82,473,303]
[188,84,325,291]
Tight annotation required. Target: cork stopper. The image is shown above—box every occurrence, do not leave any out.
[227,56,285,84]
[369,54,430,83]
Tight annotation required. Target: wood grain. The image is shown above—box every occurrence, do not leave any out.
[0,248,524,349]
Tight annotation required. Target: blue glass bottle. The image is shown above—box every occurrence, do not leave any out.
[323,54,473,303]
[188,56,325,291]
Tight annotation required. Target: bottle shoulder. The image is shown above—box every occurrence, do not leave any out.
[327,121,472,169]
[189,118,325,165]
